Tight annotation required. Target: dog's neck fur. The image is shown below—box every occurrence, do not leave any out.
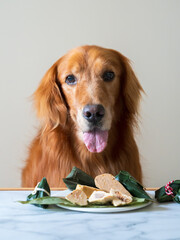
[22,114,142,188]
[35,116,142,187]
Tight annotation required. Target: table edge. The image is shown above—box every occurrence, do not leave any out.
[0,187,158,191]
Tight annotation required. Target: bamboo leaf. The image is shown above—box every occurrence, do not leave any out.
[18,196,149,208]
[174,189,180,203]
[115,170,152,200]
[63,167,96,190]
[155,180,180,203]
[19,196,75,206]
[26,177,51,208]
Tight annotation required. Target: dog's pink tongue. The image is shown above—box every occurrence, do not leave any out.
[83,130,108,153]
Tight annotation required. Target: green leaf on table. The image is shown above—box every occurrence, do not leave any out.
[174,189,180,203]
[86,198,149,208]
[63,166,96,190]
[26,177,51,208]
[19,196,149,208]
[115,170,152,200]
[155,180,180,203]
[19,196,75,206]
[131,197,149,204]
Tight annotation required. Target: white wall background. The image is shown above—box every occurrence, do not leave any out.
[0,0,179,188]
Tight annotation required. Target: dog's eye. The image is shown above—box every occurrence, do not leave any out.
[102,71,115,82]
[65,75,77,85]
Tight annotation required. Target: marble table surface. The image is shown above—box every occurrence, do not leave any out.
[0,190,180,240]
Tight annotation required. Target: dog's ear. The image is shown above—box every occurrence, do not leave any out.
[120,55,144,121]
[34,60,67,129]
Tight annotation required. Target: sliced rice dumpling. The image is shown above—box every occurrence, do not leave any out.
[88,191,114,204]
[95,173,132,197]
[115,170,152,200]
[110,188,132,206]
[76,184,102,198]
[65,189,88,206]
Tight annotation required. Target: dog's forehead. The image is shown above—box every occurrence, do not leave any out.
[62,48,87,72]
[60,46,120,74]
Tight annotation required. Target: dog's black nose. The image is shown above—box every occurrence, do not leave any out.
[83,104,105,123]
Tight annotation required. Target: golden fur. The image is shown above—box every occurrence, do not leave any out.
[22,45,143,187]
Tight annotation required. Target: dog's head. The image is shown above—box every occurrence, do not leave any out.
[34,45,143,153]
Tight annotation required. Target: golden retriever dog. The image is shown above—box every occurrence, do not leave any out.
[22,45,143,187]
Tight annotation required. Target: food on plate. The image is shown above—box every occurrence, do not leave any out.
[20,170,151,209]
[65,189,88,206]
[110,189,132,206]
[88,191,115,204]
[95,173,132,197]
[63,167,152,201]
[76,184,101,198]
[88,189,132,206]
[65,173,134,207]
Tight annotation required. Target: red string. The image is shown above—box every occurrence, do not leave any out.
[165,180,174,197]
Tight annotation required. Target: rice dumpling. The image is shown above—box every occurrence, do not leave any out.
[95,173,132,197]
[65,189,88,206]
[76,184,101,198]
[88,191,114,204]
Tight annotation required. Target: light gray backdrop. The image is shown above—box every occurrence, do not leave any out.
[0,0,179,187]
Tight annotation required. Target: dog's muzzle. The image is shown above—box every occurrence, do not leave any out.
[82,104,108,153]
[82,104,105,125]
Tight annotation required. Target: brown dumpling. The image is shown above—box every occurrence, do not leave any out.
[110,188,132,206]
[88,191,114,204]
[95,173,132,197]
[76,184,102,198]
[65,189,88,206]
